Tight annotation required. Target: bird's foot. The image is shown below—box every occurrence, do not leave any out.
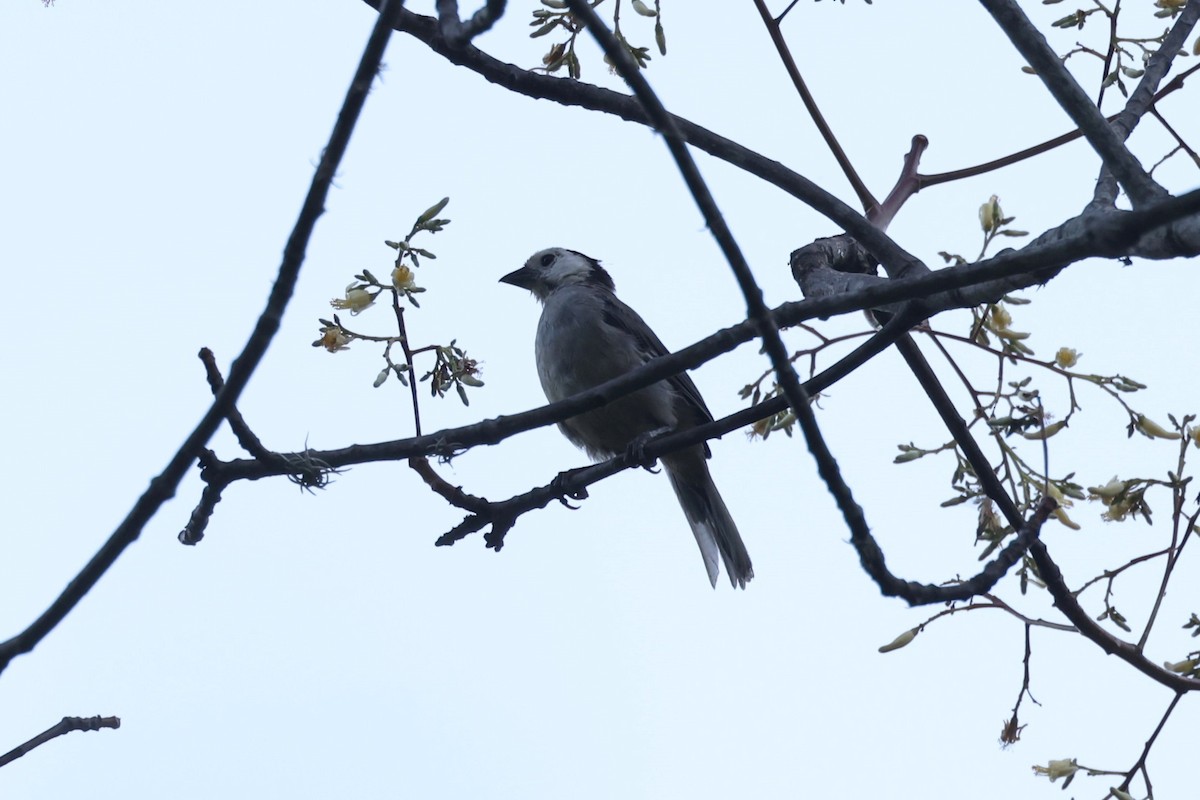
[551,468,590,508]
[625,426,671,473]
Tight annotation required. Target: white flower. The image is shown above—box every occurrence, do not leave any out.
[1032,758,1078,783]
[331,286,375,315]
[313,325,351,353]
[392,265,417,291]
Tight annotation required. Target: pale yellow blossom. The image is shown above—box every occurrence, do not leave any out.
[1032,758,1078,783]
[314,326,351,353]
[392,265,416,291]
[330,286,375,315]
[1054,347,1079,368]
[1088,477,1126,501]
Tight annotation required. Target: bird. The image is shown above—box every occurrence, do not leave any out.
[500,247,754,588]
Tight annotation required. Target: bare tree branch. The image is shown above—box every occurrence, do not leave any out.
[1107,3,1199,145]
[196,184,1200,502]
[897,310,1200,693]
[435,0,506,45]
[751,0,879,216]
[0,0,404,676]
[435,306,926,551]
[0,716,120,769]
[1117,691,1184,796]
[978,0,1165,205]
[363,1,924,278]
[1092,2,1200,208]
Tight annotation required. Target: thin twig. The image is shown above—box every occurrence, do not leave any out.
[1106,2,1200,145]
[410,456,490,515]
[916,62,1200,190]
[1094,1,1120,109]
[751,0,878,215]
[896,324,1200,692]
[978,0,1163,205]
[1118,691,1184,798]
[391,293,424,437]
[0,716,120,769]
[1137,432,1196,650]
[198,348,283,464]
[372,3,920,275]
[1000,623,1036,746]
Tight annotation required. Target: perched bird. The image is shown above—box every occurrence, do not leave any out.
[500,247,753,588]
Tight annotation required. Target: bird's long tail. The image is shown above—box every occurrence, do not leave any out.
[663,454,754,589]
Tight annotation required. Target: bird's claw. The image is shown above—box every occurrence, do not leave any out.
[625,427,671,472]
[551,469,590,508]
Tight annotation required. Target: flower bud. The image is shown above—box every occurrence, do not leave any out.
[1053,507,1082,530]
[416,197,450,225]
[1023,420,1066,440]
[979,195,1003,233]
[1136,414,1182,440]
[1164,657,1198,673]
[878,628,919,653]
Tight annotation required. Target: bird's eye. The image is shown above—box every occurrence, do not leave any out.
[540,253,555,267]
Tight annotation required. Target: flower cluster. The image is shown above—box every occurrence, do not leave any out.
[310,198,482,408]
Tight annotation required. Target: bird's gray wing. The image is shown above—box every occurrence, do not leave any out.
[598,294,714,429]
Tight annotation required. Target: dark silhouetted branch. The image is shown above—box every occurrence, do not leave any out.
[0,0,403,676]
[751,0,879,216]
[978,0,1164,205]
[362,1,922,278]
[434,0,506,46]
[0,716,120,769]
[896,319,1200,692]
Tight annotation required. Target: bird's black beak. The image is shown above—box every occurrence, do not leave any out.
[499,266,536,289]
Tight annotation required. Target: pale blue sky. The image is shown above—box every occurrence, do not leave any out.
[1,2,1197,798]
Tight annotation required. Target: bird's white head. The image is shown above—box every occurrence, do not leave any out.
[499,247,615,300]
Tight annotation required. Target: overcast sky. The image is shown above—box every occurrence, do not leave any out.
[2,2,1198,798]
